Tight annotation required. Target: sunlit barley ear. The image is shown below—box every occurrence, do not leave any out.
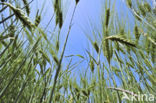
[22,0,30,16]
[103,38,111,64]
[53,0,63,28]
[105,35,136,47]
[2,3,35,31]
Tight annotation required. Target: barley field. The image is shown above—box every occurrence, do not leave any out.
[0,0,155,103]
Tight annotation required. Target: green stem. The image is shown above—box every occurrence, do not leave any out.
[48,5,77,103]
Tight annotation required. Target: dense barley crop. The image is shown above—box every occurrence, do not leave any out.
[0,0,155,103]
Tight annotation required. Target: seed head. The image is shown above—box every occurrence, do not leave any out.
[105,8,110,28]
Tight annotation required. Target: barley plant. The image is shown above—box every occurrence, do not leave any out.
[0,0,155,103]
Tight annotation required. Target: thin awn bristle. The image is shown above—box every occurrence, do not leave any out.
[134,25,140,40]
[90,60,94,73]
[54,0,63,29]
[35,10,41,27]
[58,10,63,29]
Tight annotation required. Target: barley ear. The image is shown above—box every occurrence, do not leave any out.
[93,42,99,53]
[134,25,140,42]
[105,35,136,47]
[105,8,110,28]
[58,10,63,29]
[22,0,30,15]
[34,10,41,27]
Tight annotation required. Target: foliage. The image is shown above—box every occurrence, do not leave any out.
[0,0,155,103]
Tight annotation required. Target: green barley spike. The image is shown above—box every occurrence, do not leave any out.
[93,42,99,53]
[105,8,110,28]
[58,10,63,29]
[22,0,30,15]
[105,35,136,47]
[90,60,94,73]
[134,25,140,40]
[2,3,34,30]
[35,10,41,27]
